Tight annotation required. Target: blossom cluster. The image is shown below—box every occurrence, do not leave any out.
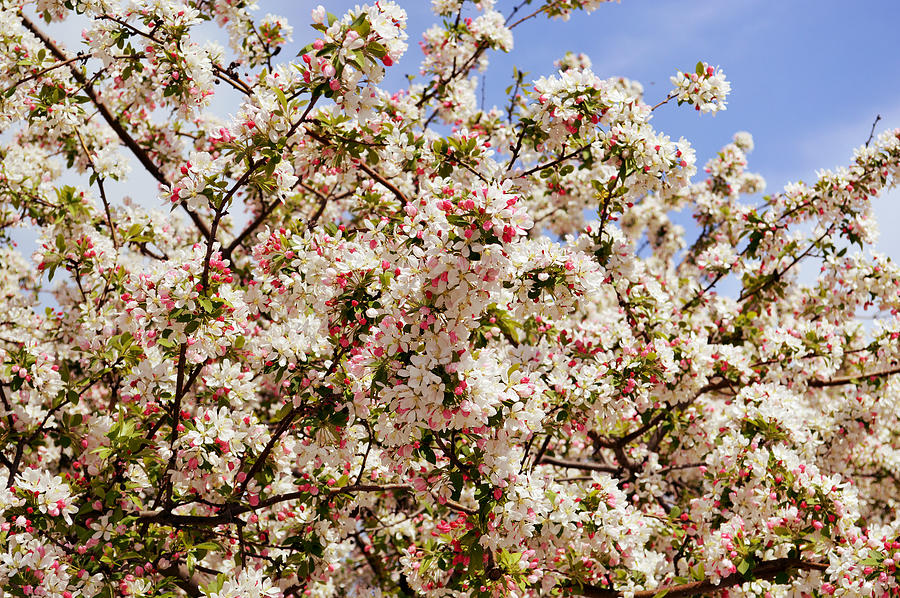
[670,61,732,113]
[0,1,898,598]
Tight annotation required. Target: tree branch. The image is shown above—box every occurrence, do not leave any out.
[538,456,619,474]
[577,558,827,598]
[0,52,89,95]
[516,143,592,178]
[157,563,204,598]
[592,410,668,450]
[304,130,408,206]
[137,482,475,527]
[19,13,212,242]
[865,114,882,147]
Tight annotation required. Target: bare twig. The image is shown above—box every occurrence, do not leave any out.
[810,364,900,388]
[865,114,882,147]
[74,128,118,249]
[0,52,89,95]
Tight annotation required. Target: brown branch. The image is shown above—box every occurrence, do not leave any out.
[417,42,488,109]
[212,64,252,96]
[157,563,204,598]
[517,143,592,178]
[305,129,408,206]
[507,5,545,29]
[199,160,258,290]
[809,364,900,388]
[232,336,347,500]
[577,558,827,598]
[4,364,119,487]
[738,226,833,304]
[0,385,17,479]
[0,384,16,439]
[74,127,118,249]
[137,482,475,527]
[232,403,300,500]
[19,14,212,242]
[222,200,281,262]
[505,124,529,172]
[171,346,188,445]
[592,411,668,450]
[144,356,202,518]
[354,530,388,588]
[538,456,619,474]
[526,434,551,471]
[650,93,677,111]
[442,153,488,184]
[418,0,537,116]
[865,114,882,147]
[0,52,89,95]
[306,190,332,230]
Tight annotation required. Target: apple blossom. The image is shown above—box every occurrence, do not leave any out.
[0,2,899,598]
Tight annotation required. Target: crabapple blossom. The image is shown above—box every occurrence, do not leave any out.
[0,1,899,598]
[670,61,732,114]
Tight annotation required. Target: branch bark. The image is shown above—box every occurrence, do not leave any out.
[809,364,900,388]
[577,558,827,598]
[304,130,409,206]
[19,13,212,242]
[157,563,205,598]
[137,482,475,527]
[537,456,619,474]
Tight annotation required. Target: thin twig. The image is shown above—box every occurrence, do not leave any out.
[0,52,89,95]
[517,143,591,178]
[74,127,118,249]
[19,14,212,241]
[810,364,900,388]
[865,114,882,147]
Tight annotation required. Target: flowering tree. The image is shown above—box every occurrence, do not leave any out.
[1,0,900,597]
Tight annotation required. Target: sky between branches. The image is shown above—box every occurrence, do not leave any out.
[286,0,900,261]
[31,0,900,270]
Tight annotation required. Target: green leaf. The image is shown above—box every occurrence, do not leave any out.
[421,443,436,464]
[691,562,705,581]
[367,41,387,59]
[198,296,213,313]
[274,86,289,115]
[450,470,464,501]
[59,361,71,383]
[468,541,484,575]
[696,61,705,76]
[201,574,227,596]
